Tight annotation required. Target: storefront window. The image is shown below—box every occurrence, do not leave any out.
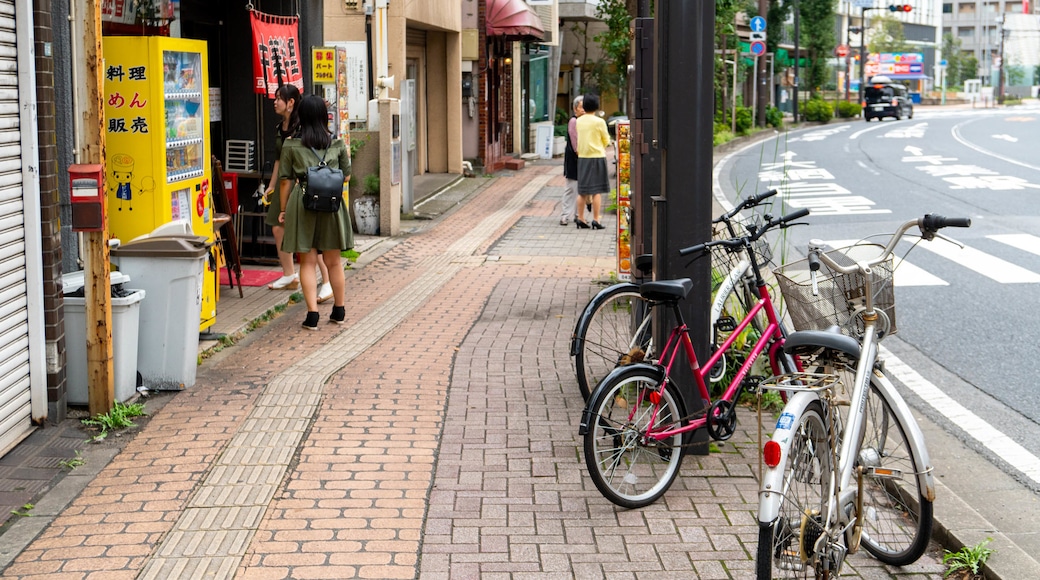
[528,54,550,123]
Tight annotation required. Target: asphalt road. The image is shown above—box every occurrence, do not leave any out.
[714,103,1040,497]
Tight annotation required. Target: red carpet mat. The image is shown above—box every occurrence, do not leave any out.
[219,268,284,287]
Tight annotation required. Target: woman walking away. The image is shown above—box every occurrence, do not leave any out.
[276,94,354,329]
[265,85,333,301]
[561,95,583,226]
[576,93,610,230]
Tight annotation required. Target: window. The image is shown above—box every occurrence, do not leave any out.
[983,2,998,13]
[958,26,976,40]
[958,2,976,14]
[1007,2,1022,12]
[943,3,953,13]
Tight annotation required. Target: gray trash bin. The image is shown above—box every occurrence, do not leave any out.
[110,235,211,390]
[62,271,145,405]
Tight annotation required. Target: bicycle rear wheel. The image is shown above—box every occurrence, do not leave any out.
[583,370,686,509]
[757,401,832,580]
[856,376,933,565]
[574,286,652,401]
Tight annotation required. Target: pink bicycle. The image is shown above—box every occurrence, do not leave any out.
[579,208,809,508]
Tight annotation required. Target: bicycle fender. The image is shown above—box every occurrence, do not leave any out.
[870,370,936,502]
[570,282,641,357]
[578,363,666,436]
[757,391,820,524]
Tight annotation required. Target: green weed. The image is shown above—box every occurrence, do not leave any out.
[81,401,147,435]
[59,450,85,471]
[943,538,993,578]
[11,503,34,517]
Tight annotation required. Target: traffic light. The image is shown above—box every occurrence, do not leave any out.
[888,4,912,11]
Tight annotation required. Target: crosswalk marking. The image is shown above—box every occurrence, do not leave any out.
[916,239,1040,283]
[988,234,1040,258]
[824,240,947,287]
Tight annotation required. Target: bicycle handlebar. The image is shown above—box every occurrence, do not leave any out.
[712,189,778,226]
[809,213,972,275]
[680,208,810,257]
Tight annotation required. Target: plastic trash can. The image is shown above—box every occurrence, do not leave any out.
[62,271,145,405]
[110,235,212,390]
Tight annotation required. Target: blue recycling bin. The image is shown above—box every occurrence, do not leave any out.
[910,92,922,104]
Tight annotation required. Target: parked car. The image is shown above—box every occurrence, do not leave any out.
[863,75,913,121]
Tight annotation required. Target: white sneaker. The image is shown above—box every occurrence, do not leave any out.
[268,273,299,290]
[317,282,333,303]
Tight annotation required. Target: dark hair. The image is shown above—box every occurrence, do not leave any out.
[582,93,600,113]
[274,84,302,136]
[297,94,332,149]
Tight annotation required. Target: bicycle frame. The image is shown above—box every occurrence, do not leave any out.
[640,279,789,441]
[758,218,946,529]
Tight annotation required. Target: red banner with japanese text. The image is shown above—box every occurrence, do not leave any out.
[250,10,304,97]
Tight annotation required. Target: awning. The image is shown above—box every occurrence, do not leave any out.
[486,0,545,41]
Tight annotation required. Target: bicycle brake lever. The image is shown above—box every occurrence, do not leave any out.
[933,231,965,249]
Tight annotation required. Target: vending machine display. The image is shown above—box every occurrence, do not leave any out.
[103,36,217,330]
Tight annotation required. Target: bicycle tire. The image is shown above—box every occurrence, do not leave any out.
[574,285,652,401]
[757,401,831,580]
[583,369,686,509]
[855,377,934,565]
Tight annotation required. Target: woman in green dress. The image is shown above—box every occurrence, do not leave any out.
[276,94,353,329]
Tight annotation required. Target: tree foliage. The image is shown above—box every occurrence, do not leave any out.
[941,33,965,88]
[589,0,634,102]
[868,14,912,54]
[800,0,837,97]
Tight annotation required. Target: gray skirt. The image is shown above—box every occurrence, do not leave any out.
[577,157,610,195]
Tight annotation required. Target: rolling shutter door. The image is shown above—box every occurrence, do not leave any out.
[0,0,33,456]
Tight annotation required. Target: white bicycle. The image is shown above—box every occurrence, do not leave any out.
[755,214,971,578]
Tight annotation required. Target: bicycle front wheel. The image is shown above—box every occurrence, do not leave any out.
[856,376,934,565]
[574,286,652,401]
[583,370,686,509]
[757,401,832,580]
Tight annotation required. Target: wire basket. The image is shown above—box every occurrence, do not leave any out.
[774,245,897,338]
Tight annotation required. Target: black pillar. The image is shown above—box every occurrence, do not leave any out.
[631,16,657,271]
[655,0,714,453]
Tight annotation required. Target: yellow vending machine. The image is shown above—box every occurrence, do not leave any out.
[103,36,217,331]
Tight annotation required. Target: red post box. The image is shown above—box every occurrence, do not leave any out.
[69,164,106,232]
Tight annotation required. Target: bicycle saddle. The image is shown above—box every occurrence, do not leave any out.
[639,279,693,301]
[783,327,861,360]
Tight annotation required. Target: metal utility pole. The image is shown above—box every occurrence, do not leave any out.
[631,0,657,272]
[756,0,769,126]
[997,13,1006,105]
[793,0,800,121]
[655,0,714,453]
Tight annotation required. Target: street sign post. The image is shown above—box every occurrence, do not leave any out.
[834,44,849,58]
[750,15,766,32]
[750,41,766,56]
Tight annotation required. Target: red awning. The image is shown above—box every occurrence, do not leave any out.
[486,0,545,41]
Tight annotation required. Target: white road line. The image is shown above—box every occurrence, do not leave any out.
[824,240,947,287]
[988,233,1040,258]
[917,241,1040,283]
[881,346,1040,486]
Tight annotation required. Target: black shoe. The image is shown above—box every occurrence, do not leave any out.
[302,311,320,330]
[591,220,604,230]
[575,219,590,229]
[330,305,346,324]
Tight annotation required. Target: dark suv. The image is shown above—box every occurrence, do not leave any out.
[863,76,913,121]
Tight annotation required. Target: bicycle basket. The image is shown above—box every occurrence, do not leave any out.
[774,245,896,338]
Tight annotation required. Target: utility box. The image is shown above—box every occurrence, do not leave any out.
[62,271,145,405]
[110,234,211,390]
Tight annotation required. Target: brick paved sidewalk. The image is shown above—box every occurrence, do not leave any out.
[0,160,947,578]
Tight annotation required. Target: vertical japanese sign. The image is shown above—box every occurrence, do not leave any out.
[104,50,156,214]
[312,47,335,85]
[615,121,632,281]
[250,10,303,98]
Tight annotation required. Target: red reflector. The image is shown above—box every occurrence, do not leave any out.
[764,441,782,468]
[648,390,661,405]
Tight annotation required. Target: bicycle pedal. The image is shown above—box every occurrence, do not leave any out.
[715,316,736,333]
